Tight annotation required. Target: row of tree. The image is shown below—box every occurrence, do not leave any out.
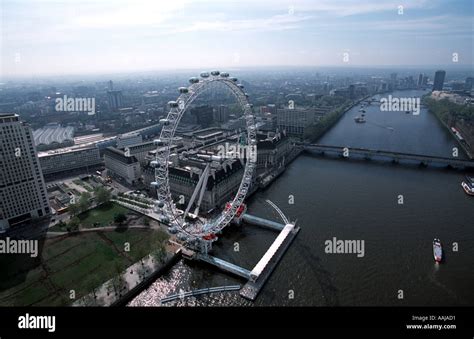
[69,187,112,217]
[423,97,474,125]
[60,187,113,232]
[303,100,351,142]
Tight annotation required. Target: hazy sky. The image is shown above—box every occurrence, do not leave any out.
[1,0,472,77]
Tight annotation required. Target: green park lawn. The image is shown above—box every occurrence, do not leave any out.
[78,202,129,228]
[0,228,169,306]
[48,202,129,232]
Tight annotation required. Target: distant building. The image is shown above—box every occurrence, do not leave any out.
[348,84,356,99]
[182,127,226,146]
[120,140,156,165]
[107,90,123,111]
[38,145,102,176]
[260,105,278,115]
[417,73,424,88]
[214,105,230,124]
[422,75,429,87]
[191,105,214,128]
[277,107,325,136]
[330,88,350,98]
[465,77,474,91]
[390,73,398,89]
[104,147,141,185]
[33,124,75,151]
[221,117,247,131]
[116,132,142,149]
[256,131,292,172]
[0,114,50,232]
[433,70,446,91]
[259,112,278,131]
[451,82,465,91]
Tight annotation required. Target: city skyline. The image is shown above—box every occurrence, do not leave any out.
[1,0,473,78]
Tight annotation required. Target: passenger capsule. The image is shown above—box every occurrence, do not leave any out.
[168,101,179,108]
[230,77,238,82]
[220,72,229,77]
[211,70,220,76]
[178,87,189,94]
[200,72,210,78]
[237,84,244,89]
[189,77,199,84]
[159,118,170,125]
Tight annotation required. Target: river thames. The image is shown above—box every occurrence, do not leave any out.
[129,90,474,307]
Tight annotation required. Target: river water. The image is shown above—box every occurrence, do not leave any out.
[129,90,474,307]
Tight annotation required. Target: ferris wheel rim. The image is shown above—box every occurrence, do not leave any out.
[153,71,257,240]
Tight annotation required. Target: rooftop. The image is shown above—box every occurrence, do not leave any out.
[33,125,75,146]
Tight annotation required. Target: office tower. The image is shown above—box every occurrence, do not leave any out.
[417,74,423,87]
[465,77,474,91]
[0,114,50,233]
[215,105,230,123]
[348,84,356,99]
[422,75,429,86]
[107,90,123,111]
[390,73,398,90]
[108,80,114,91]
[433,70,446,91]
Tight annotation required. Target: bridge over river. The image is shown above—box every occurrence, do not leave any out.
[299,143,474,169]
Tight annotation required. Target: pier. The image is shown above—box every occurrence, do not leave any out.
[240,224,300,301]
[182,208,300,301]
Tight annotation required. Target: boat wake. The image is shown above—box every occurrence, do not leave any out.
[366,121,394,131]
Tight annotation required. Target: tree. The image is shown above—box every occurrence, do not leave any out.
[56,221,67,230]
[68,217,80,232]
[94,187,111,205]
[68,203,80,217]
[114,213,127,225]
[78,192,92,212]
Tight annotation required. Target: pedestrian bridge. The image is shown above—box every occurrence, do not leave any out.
[160,285,241,304]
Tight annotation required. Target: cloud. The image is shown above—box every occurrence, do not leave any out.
[71,0,191,29]
[174,14,313,33]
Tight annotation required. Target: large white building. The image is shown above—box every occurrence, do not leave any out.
[120,140,156,165]
[0,114,51,232]
[116,132,142,149]
[38,145,102,176]
[104,147,141,185]
[277,107,328,136]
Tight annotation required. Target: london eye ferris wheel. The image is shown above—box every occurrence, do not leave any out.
[150,70,257,252]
